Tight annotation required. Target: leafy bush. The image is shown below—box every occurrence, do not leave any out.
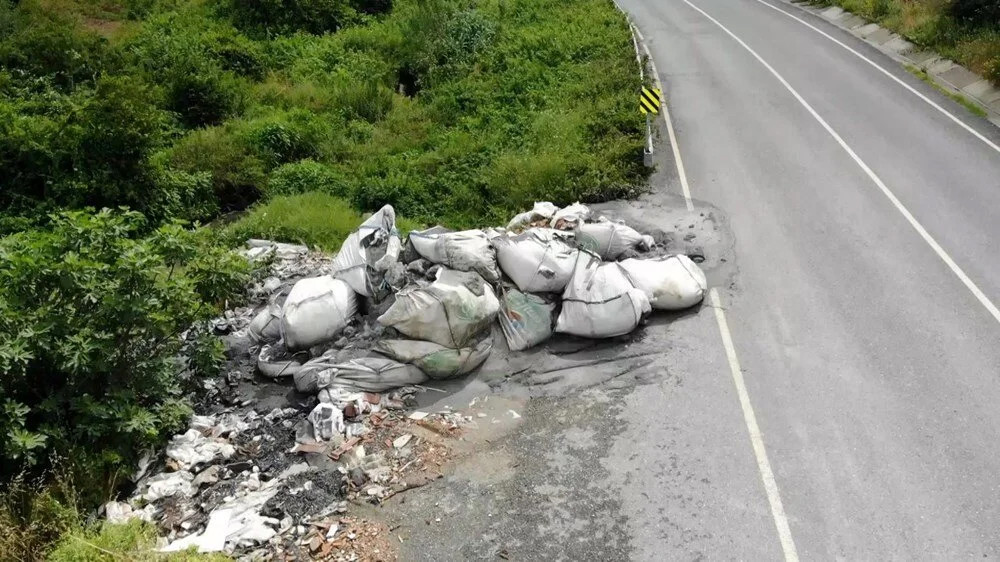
[169,125,267,211]
[0,210,252,482]
[0,2,113,90]
[166,63,245,127]
[950,0,1000,28]
[0,469,82,561]
[224,0,365,36]
[266,159,347,198]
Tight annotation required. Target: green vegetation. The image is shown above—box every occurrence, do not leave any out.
[819,0,1000,84]
[0,0,644,557]
[224,191,422,251]
[0,0,646,235]
[905,63,989,116]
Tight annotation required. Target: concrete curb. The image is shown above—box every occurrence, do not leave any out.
[784,0,1000,127]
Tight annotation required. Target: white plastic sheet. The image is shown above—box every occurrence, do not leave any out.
[375,338,492,379]
[619,255,707,310]
[280,276,357,351]
[331,205,400,296]
[378,270,499,348]
[555,252,651,338]
[165,429,236,470]
[493,231,579,293]
[498,288,556,351]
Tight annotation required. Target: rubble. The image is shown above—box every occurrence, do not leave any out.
[111,200,708,559]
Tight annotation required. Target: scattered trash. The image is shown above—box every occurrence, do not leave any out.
[112,200,710,559]
[555,252,651,338]
[281,276,358,351]
[619,255,707,310]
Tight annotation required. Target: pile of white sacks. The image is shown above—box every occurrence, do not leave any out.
[248,202,707,397]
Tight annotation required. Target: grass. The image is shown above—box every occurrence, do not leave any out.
[817,0,1000,85]
[48,520,229,561]
[223,191,423,252]
[905,64,989,117]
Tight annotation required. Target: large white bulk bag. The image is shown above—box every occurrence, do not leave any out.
[248,303,282,344]
[331,205,400,297]
[374,338,492,380]
[294,355,427,394]
[409,229,501,283]
[619,255,707,310]
[493,231,579,293]
[377,270,499,349]
[280,276,357,351]
[497,288,556,351]
[555,252,650,338]
[575,219,653,260]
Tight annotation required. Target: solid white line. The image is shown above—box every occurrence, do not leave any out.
[709,288,800,562]
[683,0,1000,326]
[752,0,1000,154]
[635,32,695,210]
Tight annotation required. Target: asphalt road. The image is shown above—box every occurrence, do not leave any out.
[381,1,1000,559]
[616,0,1000,558]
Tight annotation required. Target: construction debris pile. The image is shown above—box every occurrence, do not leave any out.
[106,202,707,559]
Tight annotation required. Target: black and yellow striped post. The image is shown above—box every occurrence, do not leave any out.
[639,86,662,115]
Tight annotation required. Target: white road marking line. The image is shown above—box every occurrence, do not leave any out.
[709,288,800,562]
[752,0,1000,154]
[634,30,694,210]
[682,0,1000,327]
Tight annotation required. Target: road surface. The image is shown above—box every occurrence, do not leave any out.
[383,0,1000,559]
[619,0,1000,558]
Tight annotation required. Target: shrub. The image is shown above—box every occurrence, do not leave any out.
[0,2,112,90]
[169,125,267,211]
[950,0,1000,28]
[0,210,252,484]
[266,159,347,198]
[225,0,361,36]
[333,80,394,122]
[166,64,245,128]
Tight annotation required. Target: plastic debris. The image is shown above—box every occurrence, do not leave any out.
[143,470,195,501]
[619,255,707,310]
[166,429,236,470]
[555,252,651,338]
[280,276,358,351]
[308,403,346,440]
[296,356,427,394]
[257,344,306,378]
